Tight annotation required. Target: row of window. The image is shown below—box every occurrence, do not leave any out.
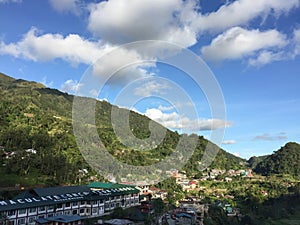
[5,200,107,217]
[7,197,140,217]
[6,207,106,225]
[4,198,139,225]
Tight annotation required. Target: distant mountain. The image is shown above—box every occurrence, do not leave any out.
[0,72,244,187]
[247,155,268,168]
[254,142,300,178]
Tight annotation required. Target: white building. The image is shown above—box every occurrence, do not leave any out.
[0,183,140,225]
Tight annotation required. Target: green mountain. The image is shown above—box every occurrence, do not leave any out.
[254,142,300,178]
[0,72,244,187]
[247,155,268,168]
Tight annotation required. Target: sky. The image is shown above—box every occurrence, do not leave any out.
[0,0,300,159]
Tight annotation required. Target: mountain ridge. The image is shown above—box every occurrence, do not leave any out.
[0,72,244,186]
[254,142,300,178]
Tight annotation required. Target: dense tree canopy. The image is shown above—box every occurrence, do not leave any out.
[254,142,300,178]
[0,72,245,187]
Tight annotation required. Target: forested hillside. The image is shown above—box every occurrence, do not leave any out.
[254,142,300,178]
[247,155,268,168]
[0,73,244,187]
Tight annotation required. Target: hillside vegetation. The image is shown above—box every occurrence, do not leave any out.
[254,142,300,178]
[0,72,244,187]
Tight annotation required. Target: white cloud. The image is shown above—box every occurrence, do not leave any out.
[248,50,284,67]
[86,0,299,48]
[222,140,236,145]
[133,80,170,97]
[92,47,155,86]
[193,0,300,33]
[144,108,232,131]
[292,27,300,57]
[87,0,197,47]
[41,76,54,87]
[253,132,287,141]
[0,27,110,64]
[233,152,240,157]
[61,79,81,93]
[158,105,174,111]
[201,27,287,63]
[0,27,158,86]
[49,0,82,15]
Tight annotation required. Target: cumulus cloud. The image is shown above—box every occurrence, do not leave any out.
[61,79,81,93]
[0,28,157,86]
[222,140,236,145]
[87,0,197,47]
[41,76,54,87]
[201,27,287,63]
[144,108,232,131]
[0,27,110,64]
[193,0,300,33]
[248,50,285,67]
[87,0,298,47]
[49,0,82,15]
[91,46,156,86]
[1,0,299,81]
[292,27,300,57]
[133,80,171,97]
[253,132,287,141]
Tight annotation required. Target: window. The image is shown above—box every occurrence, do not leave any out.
[18,209,26,215]
[28,216,36,225]
[8,210,16,216]
[56,203,63,209]
[65,202,71,208]
[99,200,104,204]
[38,215,45,219]
[86,209,91,215]
[72,202,78,207]
[17,218,25,225]
[47,214,53,218]
[92,208,98,214]
[80,201,85,205]
[79,209,85,214]
[7,221,14,225]
[29,208,36,213]
[48,205,54,211]
[72,210,78,215]
[64,210,71,215]
[39,206,45,212]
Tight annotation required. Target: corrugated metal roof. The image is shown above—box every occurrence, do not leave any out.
[88,182,134,189]
[36,215,82,224]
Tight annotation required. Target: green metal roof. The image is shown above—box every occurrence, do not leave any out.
[88,182,134,189]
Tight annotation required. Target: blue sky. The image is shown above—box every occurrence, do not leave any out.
[0,0,300,159]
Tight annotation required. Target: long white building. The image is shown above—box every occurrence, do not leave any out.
[0,183,140,225]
